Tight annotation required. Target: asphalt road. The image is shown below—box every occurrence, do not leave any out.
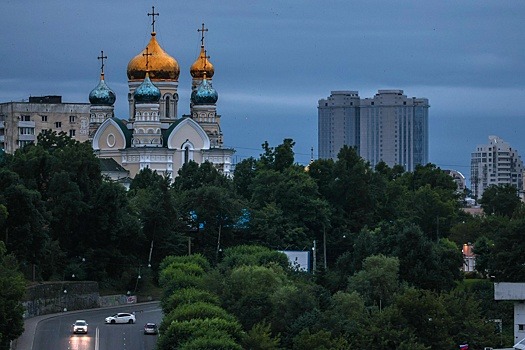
[30,303,162,350]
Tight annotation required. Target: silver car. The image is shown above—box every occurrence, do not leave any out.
[105,312,136,324]
[144,322,158,335]
[72,320,88,334]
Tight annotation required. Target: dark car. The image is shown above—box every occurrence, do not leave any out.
[144,322,158,335]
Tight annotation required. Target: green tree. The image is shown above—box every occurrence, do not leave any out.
[159,317,243,350]
[0,241,25,350]
[479,184,521,217]
[220,264,286,330]
[178,185,244,262]
[292,329,349,350]
[242,322,282,350]
[347,254,400,307]
[1,183,49,279]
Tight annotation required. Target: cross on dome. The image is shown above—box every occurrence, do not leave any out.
[97,50,107,74]
[142,47,152,71]
[198,23,208,47]
[148,6,159,33]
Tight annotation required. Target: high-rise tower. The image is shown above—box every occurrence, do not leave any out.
[470,135,523,200]
[318,90,429,171]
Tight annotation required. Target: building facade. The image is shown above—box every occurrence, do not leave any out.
[0,12,234,181]
[0,96,90,153]
[318,91,360,159]
[318,90,429,171]
[470,135,523,200]
[91,13,234,180]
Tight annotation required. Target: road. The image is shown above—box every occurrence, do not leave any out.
[32,303,162,350]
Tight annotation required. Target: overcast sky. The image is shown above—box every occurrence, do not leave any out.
[1,1,525,183]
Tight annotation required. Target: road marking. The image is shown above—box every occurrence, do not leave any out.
[95,327,99,350]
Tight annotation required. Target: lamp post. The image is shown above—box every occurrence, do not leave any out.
[63,288,68,312]
[134,265,142,293]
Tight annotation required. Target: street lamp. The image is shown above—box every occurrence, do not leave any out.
[134,265,142,293]
[63,289,68,312]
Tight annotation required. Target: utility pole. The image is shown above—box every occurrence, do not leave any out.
[323,226,327,269]
[312,240,317,274]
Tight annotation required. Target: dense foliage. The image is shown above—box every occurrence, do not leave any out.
[0,134,521,348]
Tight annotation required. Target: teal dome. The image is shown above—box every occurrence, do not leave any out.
[89,74,116,105]
[192,78,218,105]
[134,73,161,103]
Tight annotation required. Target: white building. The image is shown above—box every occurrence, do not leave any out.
[470,136,523,200]
[90,13,234,180]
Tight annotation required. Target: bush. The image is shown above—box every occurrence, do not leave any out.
[161,287,220,314]
[157,317,244,350]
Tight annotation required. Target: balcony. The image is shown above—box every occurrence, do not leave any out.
[18,121,35,128]
[0,121,4,128]
[18,134,36,141]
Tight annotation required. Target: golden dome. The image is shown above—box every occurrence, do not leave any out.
[190,46,214,79]
[127,33,180,81]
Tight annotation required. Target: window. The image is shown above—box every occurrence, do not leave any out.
[20,115,31,121]
[55,122,62,128]
[19,127,35,135]
[69,115,76,123]
[41,115,48,122]
[69,129,76,137]
[184,146,190,164]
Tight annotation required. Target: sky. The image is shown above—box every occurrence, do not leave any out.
[1,1,525,185]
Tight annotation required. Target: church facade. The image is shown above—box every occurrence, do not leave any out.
[90,12,234,180]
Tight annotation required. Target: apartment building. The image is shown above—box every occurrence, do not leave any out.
[0,96,90,153]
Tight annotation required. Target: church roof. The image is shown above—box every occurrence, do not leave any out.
[111,118,133,148]
[127,32,180,82]
[162,118,186,146]
[99,157,128,173]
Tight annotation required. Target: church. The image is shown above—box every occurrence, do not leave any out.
[89,8,234,181]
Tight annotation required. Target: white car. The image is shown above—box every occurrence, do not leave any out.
[72,320,88,334]
[105,312,136,324]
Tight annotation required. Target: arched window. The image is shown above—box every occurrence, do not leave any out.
[166,96,170,118]
[184,146,189,164]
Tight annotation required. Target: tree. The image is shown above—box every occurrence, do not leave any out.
[1,183,49,279]
[293,329,349,350]
[242,322,281,350]
[479,184,521,217]
[233,157,257,200]
[178,185,244,262]
[0,241,25,350]
[219,264,286,330]
[347,254,400,307]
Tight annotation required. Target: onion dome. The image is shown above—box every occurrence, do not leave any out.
[190,46,214,79]
[89,73,116,105]
[127,33,180,81]
[192,74,218,105]
[134,73,161,103]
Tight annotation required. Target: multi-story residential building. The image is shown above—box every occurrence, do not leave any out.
[444,169,466,193]
[0,96,90,153]
[318,90,429,171]
[318,91,360,159]
[470,135,523,200]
